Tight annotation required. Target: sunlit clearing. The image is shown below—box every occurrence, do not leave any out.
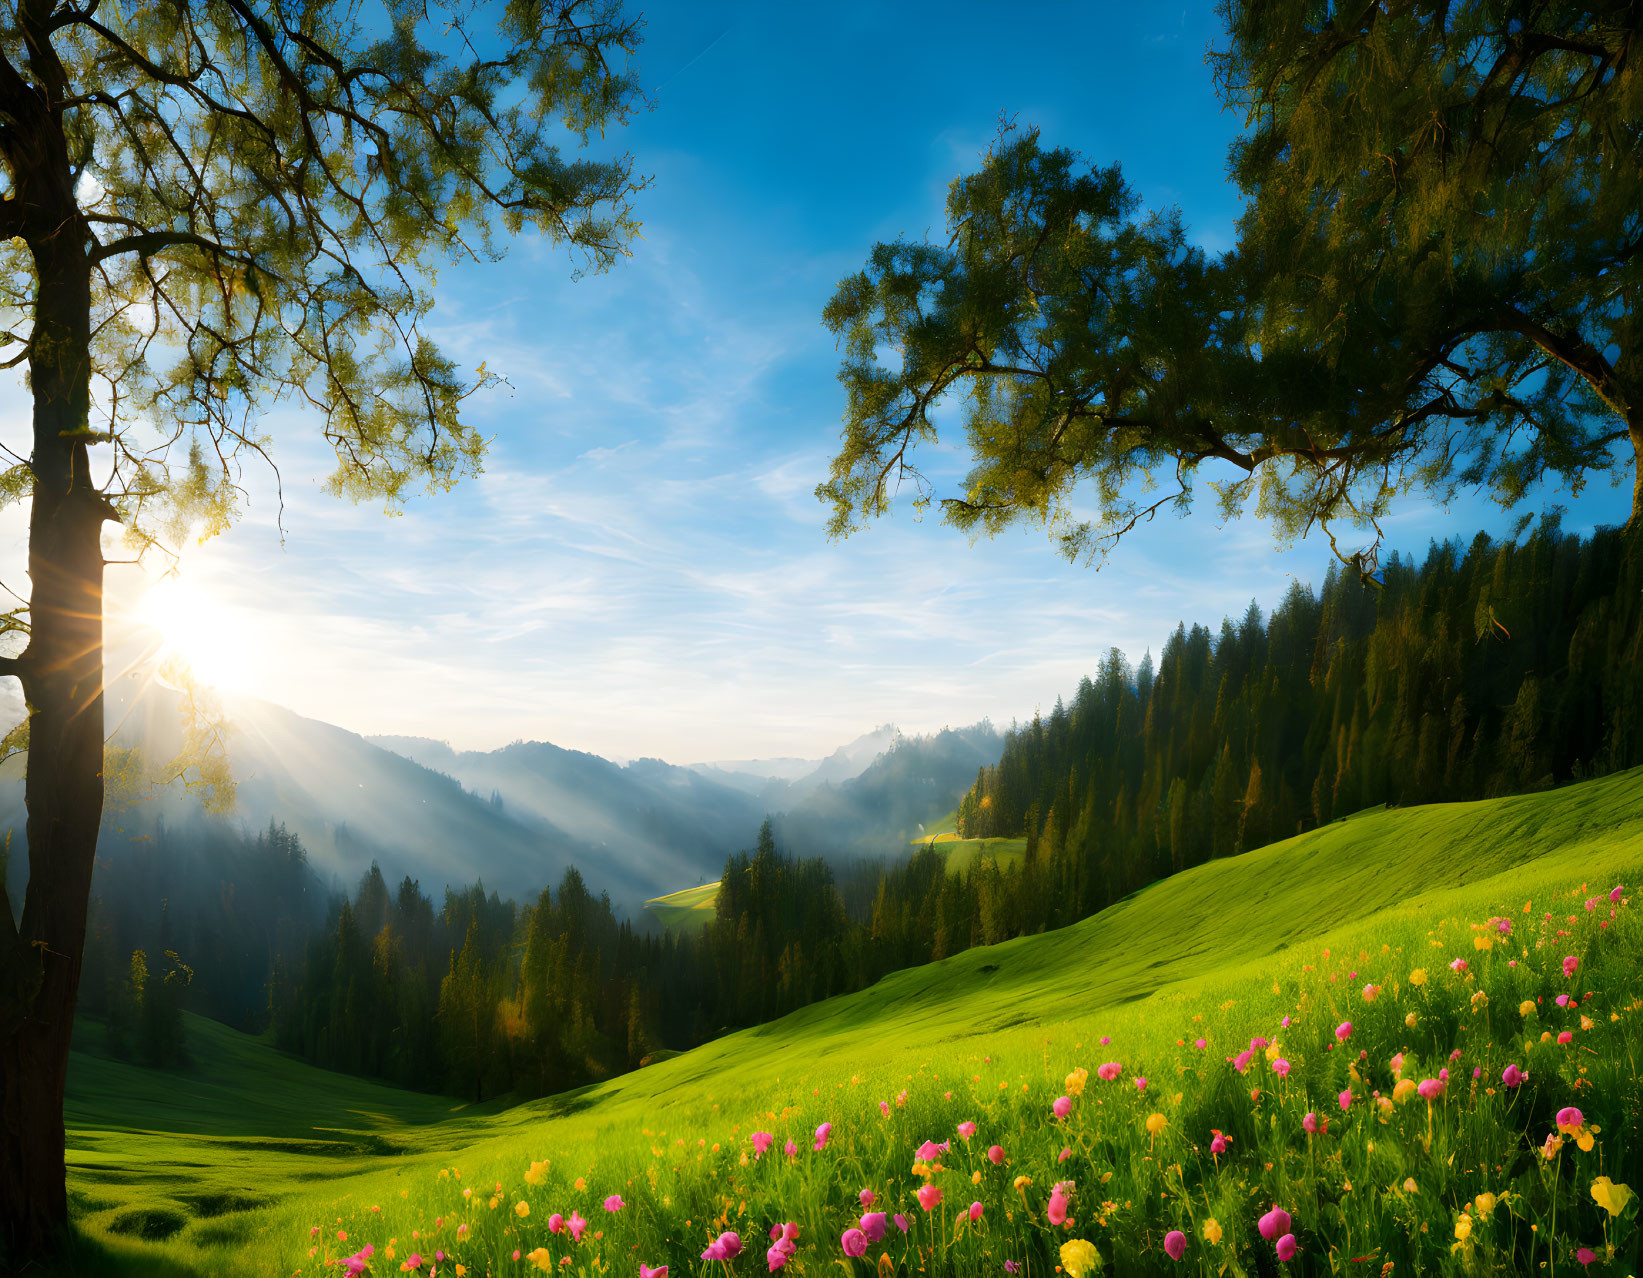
[138,577,261,693]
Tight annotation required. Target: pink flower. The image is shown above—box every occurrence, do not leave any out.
[1496,917,1513,935]
[1210,1131,1231,1155]
[604,1195,625,1213]
[917,1184,942,1213]
[1096,1062,1121,1081]
[1557,994,1570,1007]
[1232,1050,1253,1074]
[568,1211,588,1243]
[1390,1052,1404,1075]
[1448,959,1467,973]
[1563,955,1579,979]
[915,1140,944,1160]
[1164,1230,1187,1261]
[1558,1030,1574,1045]
[1100,1036,1110,1045]
[641,1266,669,1278]
[1258,1207,1292,1241]
[1502,1063,1528,1087]
[1557,1106,1584,1130]
[895,1089,908,1107]
[1302,1112,1319,1133]
[859,1189,875,1208]
[548,1213,565,1234]
[1281,1016,1291,1028]
[1610,884,1624,902]
[1473,1066,1482,1078]
[968,1202,982,1223]
[1276,1233,1298,1262]
[702,1231,743,1262]
[752,1132,774,1158]
[1335,1021,1352,1042]
[893,1214,909,1233]
[1271,1059,1290,1078]
[1135,1077,1149,1091]
[814,1122,832,1151]
[860,1213,886,1243]
[1047,1189,1069,1227]
[1053,1096,1072,1119]
[1576,1247,1598,1266]
[766,1221,800,1270]
[1194,1038,1206,1049]
[1418,1078,1445,1100]
[987,1145,1004,1165]
[784,1139,797,1158]
[1058,1146,1070,1163]
[957,1121,976,1140]
[1250,1037,1269,1050]
[1338,1088,1352,1110]
[879,1101,890,1117]
[840,1228,868,1258]
[1585,898,1596,911]
[1363,983,1380,1000]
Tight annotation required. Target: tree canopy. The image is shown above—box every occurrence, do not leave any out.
[820,4,1639,573]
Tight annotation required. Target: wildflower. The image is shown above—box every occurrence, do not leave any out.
[1392,1078,1418,1104]
[1502,1063,1527,1088]
[1135,1076,1148,1091]
[861,1212,887,1242]
[1563,955,1579,979]
[1556,1106,1585,1132]
[1473,934,1493,951]
[1146,1113,1168,1136]
[1202,1219,1223,1245]
[525,1252,552,1274]
[1520,1000,1536,1017]
[752,1132,774,1158]
[1470,990,1488,1009]
[1272,1058,1290,1078]
[1164,1230,1187,1261]
[1338,1087,1352,1110]
[840,1228,868,1258]
[879,1101,890,1117]
[1013,1175,1033,1191]
[514,1201,530,1219]
[525,1160,550,1186]
[1065,1068,1088,1097]
[1591,1177,1634,1217]
[860,1189,875,1208]
[1418,1078,1445,1100]
[987,1144,1005,1165]
[1004,1264,1019,1276]
[568,1211,588,1243]
[1232,1050,1253,1074]
[1363,983,1381,1000]
[957,1120,977,1140]
[917,1184,942,1213]
[1257,1207,1292,1241]
[1390,1052,1404,1074]
[603,1195,624,1213]
[1557,993,1571,1007]
[1059,1239,1101,1278]
[1047,1189,1069,1227]
[783,1139,797,1158]
[1610,884,1624,902]
[1303,1112,1320,1134]
[1448,959,1467,973]
[1096,1062,1121,1081]
[641,1266,669,1278]
[1543,1133,1564,1160]
[915,1139,943,1160]
[1454,1213,1473,1245]
[1558,1030,1574,1045]
[1276,1234,1298,1262]
[548,1213,565,1234]
[1053,1096,1072,1119]
[968,1202,983,1223]
[1409,968,1427,986]
[893,1214,909,1233]
[1335,1021,1352,1042]
[1403,1178,1418,1193]
[1058,1146,1071,1162]
[701,1231,743,1262]
[1473,1193,1497,1220]
[814,1122,832,1151]
[1405,1011,1418,1028]
[1210,1130,1231,1155]
[1576,1248,1598,1266]
[1195,1037,1207,1049]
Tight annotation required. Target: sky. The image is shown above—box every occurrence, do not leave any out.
[2,2,1634,764]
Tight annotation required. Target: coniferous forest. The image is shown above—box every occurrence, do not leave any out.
[74,518,1643,1102]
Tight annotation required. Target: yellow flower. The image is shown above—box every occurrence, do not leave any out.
[1145,1113,1169,1136]
[1202,1218,1223,1245]
[1065,1067,1088,1097]
[1376,1096,1394,1116]
[1264,1042,1281,1062]
[526,1247,553,1272]
[1580,1015,1594,1031]
[574,1176,586,1190]
[1470,990,1489,1009]
[488,1197,500,1210]
[524,1160,550,1187]
[1403,1178,1418,1193]
[1405,1011,1419,1029]
[1591,1177,1634,1217]
[1409,968,1428,987]
[1393,1078,1419,1104]
[972,1170,983,1185]
[1473,1192,1497,1220]
[1059,1238,1102,1277]
[1454,1213,1473,1242]
[1013,1175,1033,1191]
[1473,934,1493,951]
[514,1200,530,1218]
[1573,1124,1598,1153]
[1520,1000,1536,1018]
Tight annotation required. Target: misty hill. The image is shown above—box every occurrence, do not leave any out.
[685,723,900,802]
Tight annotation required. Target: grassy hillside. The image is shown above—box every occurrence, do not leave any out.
[643,881,720,931]
[57,768,1643,1276]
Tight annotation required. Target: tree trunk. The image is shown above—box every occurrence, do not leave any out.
[0,153,103,1261]
[1630,409,1642,532]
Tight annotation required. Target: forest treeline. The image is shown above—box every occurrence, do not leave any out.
[74,519,1643,1100]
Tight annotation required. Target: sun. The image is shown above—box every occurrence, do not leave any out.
[137,576,260,693]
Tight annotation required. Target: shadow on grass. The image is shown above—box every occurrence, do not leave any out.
[10,1227,218,1278]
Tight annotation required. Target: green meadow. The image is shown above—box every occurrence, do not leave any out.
[58,768,1643,1275]
[643,882,721,932]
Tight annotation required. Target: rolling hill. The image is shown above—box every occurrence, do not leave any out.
[54,765,1643,1276]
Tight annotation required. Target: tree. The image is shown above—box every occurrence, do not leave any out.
[0,1,646,1259]
[819,5,1638,575]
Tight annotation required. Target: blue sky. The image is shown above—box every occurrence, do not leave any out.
[28,1,1633,763]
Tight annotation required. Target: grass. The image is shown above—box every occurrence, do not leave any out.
[643,881,720,932]
[51,766,1643,1276]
